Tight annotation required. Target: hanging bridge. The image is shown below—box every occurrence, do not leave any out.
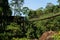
[29,12,60,22]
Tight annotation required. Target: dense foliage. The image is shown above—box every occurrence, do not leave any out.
[52,31,60,40]
[0,0,60,40]
[0,0,12,16]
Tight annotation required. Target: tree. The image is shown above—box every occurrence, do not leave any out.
[0,0,12,16]
[53,5,59,13]
[22,7,29,15]
[28,10,37,18]
[36,8,43,17]
[58,0,60,7]
[45,3,55,13]
[10,0,24,16]
[22,7,29,20]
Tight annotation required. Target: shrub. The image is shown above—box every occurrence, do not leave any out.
[52,31,60,40]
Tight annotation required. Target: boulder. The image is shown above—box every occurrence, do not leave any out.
[39,31,57,40]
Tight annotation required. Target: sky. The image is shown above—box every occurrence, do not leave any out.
[9,0,58,10]
[9,0,58,16]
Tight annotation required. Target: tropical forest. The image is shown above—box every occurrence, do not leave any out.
[0,0,60,40]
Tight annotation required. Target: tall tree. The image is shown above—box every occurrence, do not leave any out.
[10,0,24,16]
[0,0,12,16]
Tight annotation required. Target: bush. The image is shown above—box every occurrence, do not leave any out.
[52,31,60,40]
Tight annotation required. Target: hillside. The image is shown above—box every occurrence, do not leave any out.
[29,12,60,21]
